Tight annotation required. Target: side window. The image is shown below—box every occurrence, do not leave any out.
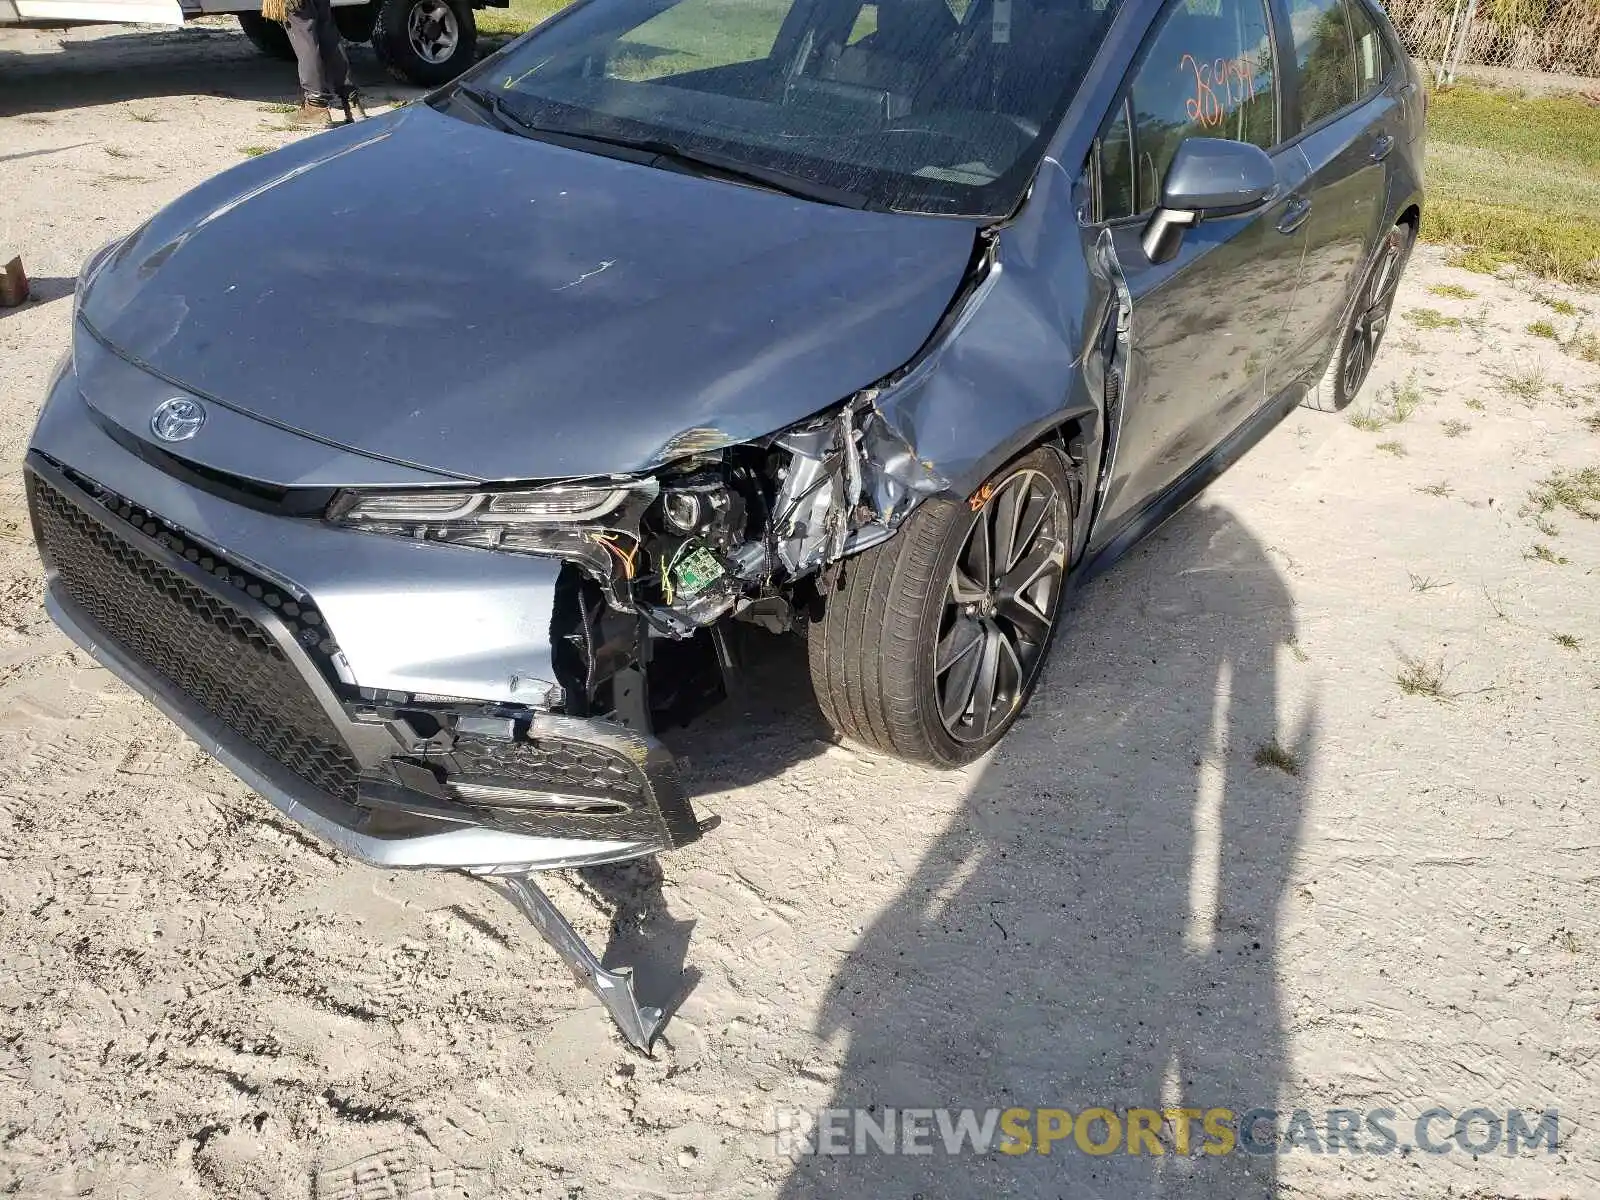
[1093,0,1276,218]
[1347,0,1386,96]
[1288,0,1357,129]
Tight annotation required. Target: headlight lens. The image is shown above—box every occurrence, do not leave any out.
[329,482,637,528]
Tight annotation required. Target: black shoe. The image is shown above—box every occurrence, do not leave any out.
[340,90,369,123]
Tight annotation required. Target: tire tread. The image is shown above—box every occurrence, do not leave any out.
[810,447,1075,767]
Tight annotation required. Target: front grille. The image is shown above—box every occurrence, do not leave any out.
[30,471,361,802]
[448,735,647,802]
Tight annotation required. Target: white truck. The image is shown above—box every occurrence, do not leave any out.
[0,0,508,86]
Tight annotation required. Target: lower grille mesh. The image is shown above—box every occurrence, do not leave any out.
[448,736,647,802]
[30,472,361,802]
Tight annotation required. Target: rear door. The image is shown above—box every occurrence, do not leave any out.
[1087,0,1311,539]
[1270,0,1401,379]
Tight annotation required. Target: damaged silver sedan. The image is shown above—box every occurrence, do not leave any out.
[27,0,1424,1047]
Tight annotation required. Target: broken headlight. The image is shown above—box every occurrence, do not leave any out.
[326,480,659,608]
[329,483,637,529]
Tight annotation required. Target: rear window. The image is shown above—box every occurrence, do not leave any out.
[451,0,1124,216]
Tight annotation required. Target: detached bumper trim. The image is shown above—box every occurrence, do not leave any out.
[45,585,663,871]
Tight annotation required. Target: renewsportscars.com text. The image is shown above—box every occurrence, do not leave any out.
[770,1106,1561,1158]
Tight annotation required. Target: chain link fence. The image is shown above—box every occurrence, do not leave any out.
[1388,0,1600,80]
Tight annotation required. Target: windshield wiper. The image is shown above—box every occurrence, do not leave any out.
[549,129,872,210]
[448,87,871,211]
[449,84,532,136]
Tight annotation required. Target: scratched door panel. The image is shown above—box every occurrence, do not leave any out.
[1091,0,1306,536]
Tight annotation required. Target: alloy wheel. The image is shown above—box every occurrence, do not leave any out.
[407,0,460,64]
[1342,229,1408,400]
[935,468,1069,743]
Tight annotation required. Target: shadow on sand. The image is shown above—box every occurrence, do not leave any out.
[771,500,1315,1199]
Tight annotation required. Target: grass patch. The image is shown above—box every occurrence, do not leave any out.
[102,146,132,159]
[1527,543,1569,565]
[476,0,567,35]
[1396,653,1456,701]
[1428,283,1477,300]
[1441,418,1472,438]
[1585,414,1600,435]
[1391,377,1422,423]
[1465,397,1486,412]
[1552,632,1581,651]
[1424,86,1600,286]
[1566,328,1600,365]
[1426,85,1600,173]
[1376,440,1407,456]
[128,109,161,123]
[1418,480,1454,498]
[1408,572,1450,593]
[1253,738,1301,776]
[1405,307,1462,330]
[1428,197,1600,288]
[1349,374,1423,432]
[1534,292,1580,317]
[257,102,298,114]
[1527,466,1600,521]
[240,145,272,158]
[1528,319,1558,339]
[1494,364,1547,402]
[1483,586,1509,619]
[1442,243,1510,276]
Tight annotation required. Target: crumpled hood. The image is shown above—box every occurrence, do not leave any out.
[79,105,979,482]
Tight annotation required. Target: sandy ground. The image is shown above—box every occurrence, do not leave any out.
[3,24,1600,1200]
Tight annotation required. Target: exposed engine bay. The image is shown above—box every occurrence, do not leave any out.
[326,386,954,737]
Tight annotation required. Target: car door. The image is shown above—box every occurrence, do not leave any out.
[1269,0,1401,380]
[1087,0,1311,540]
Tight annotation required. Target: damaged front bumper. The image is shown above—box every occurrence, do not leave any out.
[28,452,695,1050]
[24,393,706,874]
[27,242,1000,1046]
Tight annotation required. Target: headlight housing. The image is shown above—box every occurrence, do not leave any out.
[328,482,639,531]
[326,479,659,607]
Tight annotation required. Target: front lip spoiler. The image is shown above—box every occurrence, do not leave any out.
[44,584,663,872]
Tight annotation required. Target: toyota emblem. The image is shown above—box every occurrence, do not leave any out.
[150,397,206,443]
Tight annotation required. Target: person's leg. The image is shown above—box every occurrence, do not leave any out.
[284,1,333,124]
[306,0,366,119]
[284,4,327,101]
[311,0,353,100]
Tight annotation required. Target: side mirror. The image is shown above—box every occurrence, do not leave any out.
[1142,138,1278,265]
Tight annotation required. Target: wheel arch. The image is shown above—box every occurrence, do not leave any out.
[932,407,1097,569]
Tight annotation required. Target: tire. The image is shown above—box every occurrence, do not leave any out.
[1303,221,1414,412]
[237,11,295,60]
[370,0,476,87]
[808,446,1077,767]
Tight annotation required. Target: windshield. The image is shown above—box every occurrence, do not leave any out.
[446,0,1122,216]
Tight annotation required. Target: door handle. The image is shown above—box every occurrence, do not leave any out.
[1277,195,1312,235]
[1372,134,1396,162]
